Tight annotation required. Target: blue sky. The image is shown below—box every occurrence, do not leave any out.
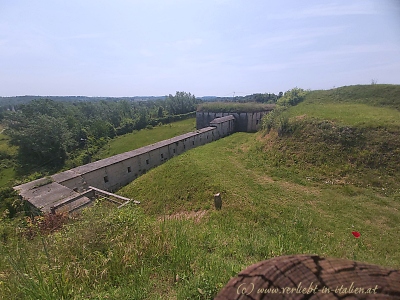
[1,0,399,97]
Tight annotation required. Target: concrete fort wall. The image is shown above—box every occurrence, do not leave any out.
[57,126,221,193]
[196,111,268,132]
[15,115,236,213]
[210,115,235,137]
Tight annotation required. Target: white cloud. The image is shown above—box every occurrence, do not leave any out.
[246,62,294,72]
[246,42,400,73]
[56,33,103,40]
[168,38,203,51]
[300,2,376,17]
[270,2,377,20]
[299,43,400,63]
[250,26,345,49]
[139,48,155,58]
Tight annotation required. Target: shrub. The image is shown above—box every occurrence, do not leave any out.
[262,106,288,134]
[23,212,69,239]
[0,187,24,219]
[277,87,308,107]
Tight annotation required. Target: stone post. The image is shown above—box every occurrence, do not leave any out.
[214,193,222,210]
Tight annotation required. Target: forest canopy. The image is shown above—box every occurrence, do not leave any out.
[3,92,199,169]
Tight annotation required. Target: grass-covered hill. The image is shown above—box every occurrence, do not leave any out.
[309,84,400,110]
[1,85,399,299]
[0,125,17,187]
[197,102,275,113]
[263,84,400,193]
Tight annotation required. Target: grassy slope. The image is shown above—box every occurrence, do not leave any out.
[0,127,17,187]
[95,118,196,159]
[276,85,400,193]
[309,84,400,111]
[288,85,400,128]
[197,102,275,113]
[1,85,400,299]
[1,118,196,185]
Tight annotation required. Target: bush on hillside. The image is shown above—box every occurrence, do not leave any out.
[0,187,24,219]
[277,87,308,107]
[260,116,400,192]
[262,106,298,136]
[261,87,308,136]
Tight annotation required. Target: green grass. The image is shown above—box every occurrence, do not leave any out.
[307,84,400,110]
[263,86,400,193]
[197,102,275,113]
[288,85,400,129]
[0,127,17,187]
[95,118,196,159]
[0,168,16,187]
[0,130,17,157]
[2,131,398,299]
[1,85,399,299]
[119,132,400,269]
[289,102,400,128]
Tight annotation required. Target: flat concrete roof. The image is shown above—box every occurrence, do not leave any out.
[15,127,217,194]
[210,115,235,124]
[16,182,78,211]
[51,127,216,184]
[14,116,233,213]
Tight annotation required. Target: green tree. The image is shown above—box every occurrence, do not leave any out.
[0,187,22,218]
[157,106,164,118]
[166,91,197,115]
[6,114,73,167]
[277,87,308,106]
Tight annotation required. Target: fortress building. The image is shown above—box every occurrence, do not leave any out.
[15,115,236,214]
[15,107,274,214]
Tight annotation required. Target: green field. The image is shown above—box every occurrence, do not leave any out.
[197,102,275,113]
[1,85,399,299]
[289,102,400,128]
[1,118,196,184]
[0,126,17,157]
[0,126,17,187]
[288,85,400,128]
[95,118,196,159]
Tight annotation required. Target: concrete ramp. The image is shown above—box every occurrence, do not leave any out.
[14,180,92,214]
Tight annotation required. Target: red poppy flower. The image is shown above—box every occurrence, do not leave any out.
[352,231,361,238]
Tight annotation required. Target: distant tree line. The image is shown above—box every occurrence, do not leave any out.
[3,92,199,169]
[197,102,275,113]
[0,91,281,120]
[208,92,283,103]
[0,95,168,111]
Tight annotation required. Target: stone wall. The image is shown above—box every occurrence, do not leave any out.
[210,115,235,137]
[15,116,235,213]
[196,111,269,132]
[58,127,219,192]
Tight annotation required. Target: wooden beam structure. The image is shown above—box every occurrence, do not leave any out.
[88,186,140,208]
